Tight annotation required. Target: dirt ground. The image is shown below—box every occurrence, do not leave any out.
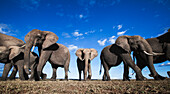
[0,79,169,94]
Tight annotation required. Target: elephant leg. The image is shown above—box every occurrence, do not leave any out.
[64,58,70,81]
[123,62,130,81]
[64,65,68,81]
[1,63,12,80]
[79,70,82,81]
[120,53,145,81]
[146,55,166,80]
[102,61,110,81]
[9,65,18,80]
[17,64,26,80]
[84,60,88,81]
[50,64,57,81]
[87,62,92,80]
[102,73,106,81]
[37,51,52,80]
[29,64,36,81]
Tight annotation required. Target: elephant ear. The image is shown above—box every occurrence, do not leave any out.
[115,35,131,53]
[9,46,22,60]
[75,49,84,61]
[42,31,59,49]
[90,48,98,60]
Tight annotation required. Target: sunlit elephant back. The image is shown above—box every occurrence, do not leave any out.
[76,48,98,81]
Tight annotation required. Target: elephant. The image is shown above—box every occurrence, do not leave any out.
[100,35,165,81]
[0,46,46,81]
[133,29,170,79]
[76,48,98,81]
[0,33,25,80]
[24,29,70,80]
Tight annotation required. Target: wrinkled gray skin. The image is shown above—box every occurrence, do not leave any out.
[24,29,70,80]
[0,46,46,81]
[76,48,98,81]
[101,35,163,81]
[133,29,170,79]
[0,33,25,80]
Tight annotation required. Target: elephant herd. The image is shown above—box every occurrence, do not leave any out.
[0,29,169,81]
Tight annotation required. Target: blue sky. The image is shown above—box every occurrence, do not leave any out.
[0,0,170,79]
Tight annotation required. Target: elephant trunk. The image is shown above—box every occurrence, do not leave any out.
[140,39,158,78]
[84,57,89,80]
[24,42,33,75]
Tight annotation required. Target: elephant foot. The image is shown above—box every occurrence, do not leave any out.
[87,75,91,80]
[136,76,147,81]
[123,76,131,81]
[41,74,47,80]
[50,78,56,81]
[0,77,7,81]
[28,78,35,81]
[123,78,130,81]
[102,76,106,81]
[9,77,15,80]
[65,76,68,81]
[151,74,167,80]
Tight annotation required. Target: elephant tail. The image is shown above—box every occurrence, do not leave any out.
[99,54,104,75]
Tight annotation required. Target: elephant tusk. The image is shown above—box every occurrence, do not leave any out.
[143,51,153,56]
[152,52,165,55]
[21,44,26,48]
[31,46,35,52]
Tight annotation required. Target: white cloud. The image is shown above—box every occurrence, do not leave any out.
[109,36,116,44]
[113,26,116,29]
[97,39,107,46]
[79,14,83,19]
[68,45,78,51]
[99,29,103,32]
[157,29,168,37]
[0,27,7,34]
[62,32,71,38]
[158,62,170,67]
[117,24,122,30]
[72,30,83,37]
[0,24,16,35]
[117,30,127,35]
[19,0,40,11]
[85,30,95,34]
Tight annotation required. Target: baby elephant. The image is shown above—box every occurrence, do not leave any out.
[76,48,98,81]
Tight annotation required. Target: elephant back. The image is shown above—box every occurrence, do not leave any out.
[0,33,25,47]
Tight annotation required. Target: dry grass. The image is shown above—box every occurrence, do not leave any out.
[0,79,169,94]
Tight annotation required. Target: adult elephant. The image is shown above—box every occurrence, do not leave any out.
[76,48,98,81]
[101,35,164,81]
[0,46,46,80]
[134,29,170,78]
[24,29,70,80]
[0,33,25,80]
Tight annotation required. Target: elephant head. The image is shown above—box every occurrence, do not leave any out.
[75,48,98,61]
[115,35,153,54]
[24,29,59,74]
